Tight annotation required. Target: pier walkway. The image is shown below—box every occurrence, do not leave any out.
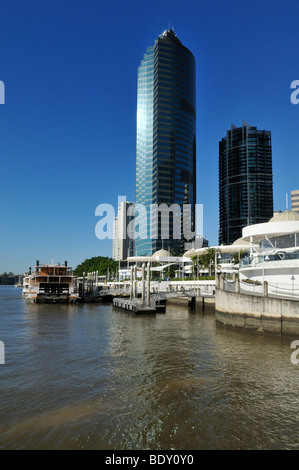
[113,286,215,314]
[77,267,215,312]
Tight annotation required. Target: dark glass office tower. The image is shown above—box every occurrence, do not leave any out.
[135,29,196,256]
[219,122,273,245]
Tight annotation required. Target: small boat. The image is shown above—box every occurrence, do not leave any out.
[23,260,79,303]
[14,275,24,288]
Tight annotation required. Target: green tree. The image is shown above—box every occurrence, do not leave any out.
[73,256,119,278]
[0,272,17,285]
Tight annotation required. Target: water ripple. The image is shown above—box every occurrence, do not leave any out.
[1,286,299,449]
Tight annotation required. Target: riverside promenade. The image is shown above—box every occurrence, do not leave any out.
[215,274,299,336]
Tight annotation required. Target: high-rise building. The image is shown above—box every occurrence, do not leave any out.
[112,215,119,260]
[135,29,196,256]
[291,190,299,214]
[219,122,273,245]
[112,201,135,261]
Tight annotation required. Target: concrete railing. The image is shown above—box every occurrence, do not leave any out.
[217,273,299,301]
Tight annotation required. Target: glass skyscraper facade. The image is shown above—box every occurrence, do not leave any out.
[219,122,273,246]
[135,30,196,256]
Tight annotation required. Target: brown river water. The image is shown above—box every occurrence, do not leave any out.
[1,285,299,450]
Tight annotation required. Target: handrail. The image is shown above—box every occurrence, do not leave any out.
[240,279,262,286]
[268,283,299,291]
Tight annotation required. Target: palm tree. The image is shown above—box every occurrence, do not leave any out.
[192,248,221,277]
[232,250,245,265]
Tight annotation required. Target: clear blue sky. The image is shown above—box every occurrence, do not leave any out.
[1,0,298,274]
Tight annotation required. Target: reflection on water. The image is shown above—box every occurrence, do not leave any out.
[1,286,299,449]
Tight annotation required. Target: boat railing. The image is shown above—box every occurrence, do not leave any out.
[32,271,74,277]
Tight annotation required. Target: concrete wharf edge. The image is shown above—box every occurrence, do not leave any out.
[215,286,299,336]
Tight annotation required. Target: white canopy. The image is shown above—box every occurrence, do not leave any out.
[184,243,252,258]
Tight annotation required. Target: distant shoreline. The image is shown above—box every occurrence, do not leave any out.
[0,277,20,286]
